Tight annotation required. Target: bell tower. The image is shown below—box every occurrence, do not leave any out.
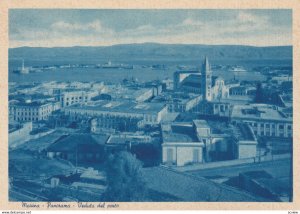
[201,56,212,101]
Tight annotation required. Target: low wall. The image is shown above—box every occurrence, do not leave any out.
[174,153,291,172]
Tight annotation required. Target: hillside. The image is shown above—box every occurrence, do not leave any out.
[9,43,292,61]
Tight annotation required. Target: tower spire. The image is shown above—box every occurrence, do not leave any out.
[201,56,212,101]
[203,56,210,72]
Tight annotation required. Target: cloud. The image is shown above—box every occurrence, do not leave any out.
[237,11,265,23]
[51,20,104,32]
[9,11,291,47]
[182,18,204,26]
[232,11,270,32]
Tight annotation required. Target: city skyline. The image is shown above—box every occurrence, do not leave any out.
[9,9,292,48]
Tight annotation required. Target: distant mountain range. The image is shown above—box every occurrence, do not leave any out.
[9,43,292,61]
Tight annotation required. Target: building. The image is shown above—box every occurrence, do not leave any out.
[161,119,257,166]
[231,104,293,138]
[161,122,205,166]
[239,170,289,201]
[64,100,168,129]
[162,78,173,90]
[142,167,262,201]
[9,100,60,122]
[201,57,212,101]
[229,85,256,96]
[193,101,232,118]
[55,89,99,107]
[152,92,202,113]
[173,70,199,91]
[173,57,229,100]
[46,133,109,163]
[90,115,142,133]
[233,123,258,159]
[193,120,234,162]
[103,85,156,102]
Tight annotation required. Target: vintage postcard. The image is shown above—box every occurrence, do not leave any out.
[0,0,299,211]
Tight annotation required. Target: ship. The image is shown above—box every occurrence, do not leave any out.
[96,61,133,69]
[229,66,247,73]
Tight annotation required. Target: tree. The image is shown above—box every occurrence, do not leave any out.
[255,82,264,103]
[131,143,160,167]
[103,151,148,201]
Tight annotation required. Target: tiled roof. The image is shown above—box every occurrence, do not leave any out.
[142,167,263,201]
[47,133,109,152]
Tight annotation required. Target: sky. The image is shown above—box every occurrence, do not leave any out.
[9,9,292,48]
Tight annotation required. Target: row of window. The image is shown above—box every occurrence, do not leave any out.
[15,110,52,116]
[14,116,42,121]
[253,129,292,138]
[246,122,292,130]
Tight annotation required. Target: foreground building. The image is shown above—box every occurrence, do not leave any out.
[162,120,258,166]
[142,166,263,201]
[46,133,109,163]
[161,122,205,166]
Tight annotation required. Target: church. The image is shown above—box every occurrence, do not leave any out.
[173,57,229,101]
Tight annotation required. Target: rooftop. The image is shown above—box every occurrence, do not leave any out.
[152,92,201,104]
[66,100,166,114]
[106,136,129,145]
[231,104,292,122]
[142,167,262,201]
[47,133,109,152]
[240,170,273,179]
[161,123,199,143]
[193,120,210,129]
[16,130,69,152]
[180,75,219,88]
[174,70,199,75]
[11,100,57,107]
[232,123,256,142]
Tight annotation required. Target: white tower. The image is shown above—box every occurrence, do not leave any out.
[20,58,29,74]
[201,56,212,101]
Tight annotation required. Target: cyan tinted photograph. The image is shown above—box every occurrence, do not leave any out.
[8,9,293,202]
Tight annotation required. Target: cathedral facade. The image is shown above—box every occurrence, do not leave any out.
[173,57,229,101]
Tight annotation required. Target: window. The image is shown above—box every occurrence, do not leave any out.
[193,149,199,163]
[220,105,224,112]
[166,148,174,164]
[279,124,284,130]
